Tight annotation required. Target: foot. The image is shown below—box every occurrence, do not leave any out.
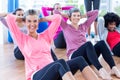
[87,35,92,41]
[111,66,120,78]
[94,35,100,42]
[99,68,112,80]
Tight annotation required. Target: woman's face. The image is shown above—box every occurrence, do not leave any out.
[54,4,62,12]
[70,12,81,25]
[107,22,116,31]
[16,10,24,17]
[25,15,39,33]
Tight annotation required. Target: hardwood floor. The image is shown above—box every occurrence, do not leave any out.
[0,44,120,80]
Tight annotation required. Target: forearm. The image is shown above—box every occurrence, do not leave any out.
[39,14,59,22]
[61,13,68,18]
[87,10,98,17]
[41,7,53,17]
[0,13,7,17]
[84,10,98,28]
[62,6,74,10]
[53,10,68,18]
[42,7,53,11]
[0,17,9,28]
[16,16,23,23]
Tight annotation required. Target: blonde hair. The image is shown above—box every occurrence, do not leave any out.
[23,9,39,19]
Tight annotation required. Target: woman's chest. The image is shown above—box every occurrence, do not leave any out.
[23,38,50,55]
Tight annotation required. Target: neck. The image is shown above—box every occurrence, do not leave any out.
[71,23,79,30]
[108,29,115,32]
[28,32,38,39]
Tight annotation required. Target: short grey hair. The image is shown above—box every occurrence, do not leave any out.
[68,8,81,17]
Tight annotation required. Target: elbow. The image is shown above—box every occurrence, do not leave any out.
[94,10,99,15]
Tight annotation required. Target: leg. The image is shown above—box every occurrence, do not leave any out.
[32,59,75,80]
[84,0,92,36]
[71,41,102,70]
[93,0,100,36]
[94,40,115,69]
[84,0,92,12]
[93,0,100,10]
[88,27,91,37]
[94,40,120,78]
[14,46,24,60]
[112,42,120,57]
[51,49,58,61]
[94,21,98,35]
[67,56,99,80]
[71,41,112,79]
[54,31,66,48]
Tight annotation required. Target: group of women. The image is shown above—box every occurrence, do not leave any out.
[0,2,120,80]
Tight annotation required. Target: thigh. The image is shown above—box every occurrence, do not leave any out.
[71,42,94,58]
[33,61,62,80]
[94,40,111,57]
[112,42,120,57]
[71,42,92,64]
[94,43,101,57]
[71,43,87,59]
[84,0,92,11]
[67,56,88,74]
[93,0,100,10]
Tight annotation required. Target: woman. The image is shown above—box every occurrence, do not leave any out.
[0,8,26,60]
[56,8,120,80]
[98,12,120,57]
[42,3,73,48]
[6,9,99,80]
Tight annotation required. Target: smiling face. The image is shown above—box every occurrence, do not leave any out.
[25,15,39,34]
[107,22,116,31]
[70,12,81,25]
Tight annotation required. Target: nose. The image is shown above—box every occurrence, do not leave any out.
[30,22,35,26]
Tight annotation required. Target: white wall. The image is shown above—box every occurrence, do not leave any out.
[0,0,8,44]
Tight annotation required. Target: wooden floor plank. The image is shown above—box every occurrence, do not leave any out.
[0,44,120,80]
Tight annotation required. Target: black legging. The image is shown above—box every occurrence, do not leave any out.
[67,56,88,74]
[14,47,24,60]
[33,59,70,80]
[112,42,120,57]
[33,57,88,80]
[51,49,88,73]
[51,49,58,61]
[54,31,66,48]
[94,40,115,69]
[71,40,115,70]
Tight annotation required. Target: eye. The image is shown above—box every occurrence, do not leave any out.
[56,7,61,10]
[18,14,20,16]
[73,15,76,17]
[28,20,31,22]
[21,14,24,16]
[77,15,80,17]
[33,20,37,23]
